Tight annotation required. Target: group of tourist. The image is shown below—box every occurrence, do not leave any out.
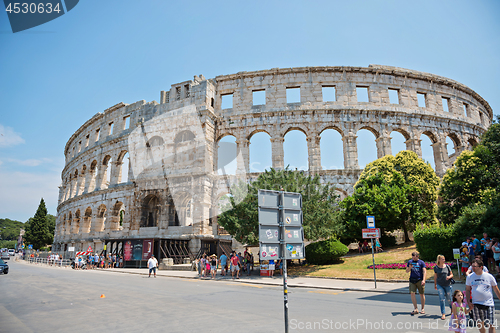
[358,238,383,253]
[195,249,255,279]
[459,233,500,278]
[73,253,123,270]
[407,239,500,333]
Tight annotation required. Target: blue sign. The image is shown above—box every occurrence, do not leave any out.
[366,216,375,228]
[28,244,33,249]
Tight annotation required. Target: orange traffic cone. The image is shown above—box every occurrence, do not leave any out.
[100,294,105,298]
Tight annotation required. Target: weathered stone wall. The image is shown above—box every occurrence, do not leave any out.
[54,66,492,253]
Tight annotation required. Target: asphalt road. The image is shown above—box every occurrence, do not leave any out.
[0,261,470,332]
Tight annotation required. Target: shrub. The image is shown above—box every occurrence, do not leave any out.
[413,224,457,262]
[305,238,349,265]
[0,240,16,249]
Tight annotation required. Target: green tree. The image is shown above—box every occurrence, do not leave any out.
[338,151,439,243]
[218,167,340,245]
[439,123,500,224]
[24,198,53,250]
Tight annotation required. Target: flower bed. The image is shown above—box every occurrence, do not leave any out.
[368,262,457,269]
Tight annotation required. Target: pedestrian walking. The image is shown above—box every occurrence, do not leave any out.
[406,251,427,315]
[210,254,218,279]
[434,255,454,320]
[230,251,240,279]
[466,258,500,333]
[148,254,158,278]
[219,251,227,276]
[448,290,470,333]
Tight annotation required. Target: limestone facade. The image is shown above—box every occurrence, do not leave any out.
[54,65,492,259]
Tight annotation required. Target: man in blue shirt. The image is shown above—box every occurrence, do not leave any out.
[219,251,227,276]
[472,235,482,257]
[406,251,427,315]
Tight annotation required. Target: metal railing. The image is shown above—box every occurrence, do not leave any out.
[25,257,72,267]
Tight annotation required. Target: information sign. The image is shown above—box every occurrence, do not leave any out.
[362,228,380,239]
[453,248,460,260]
[366,216,375,228]
[284,243,305,259]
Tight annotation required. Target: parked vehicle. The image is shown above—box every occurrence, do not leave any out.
[0,258,9,274]
[8,249,15,256]
[1,251,9,260]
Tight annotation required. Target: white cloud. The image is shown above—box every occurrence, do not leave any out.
[0,170,60,222]
[6,158,53,167]
[0,124,25,147]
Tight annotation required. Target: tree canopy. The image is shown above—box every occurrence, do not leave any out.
[337,150,440,243]
[217,167,340,245]
[439,122,500,225]
[24,198,53,250]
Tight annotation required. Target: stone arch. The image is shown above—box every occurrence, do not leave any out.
[67,211,72,235]
[166,196,180,226]
[391,128,411,141]
[335,188,348,200]
[283,125,308,137]
[320,127,344,170]
[446,133,462,157]
[174,130,197,165]
[73,209,81,234]
[82,207,92,233]
[356,128,378,168]
[284,129,308,171]
[172,192,193,226]
[421,130,438,144]
[216,132,237,142]
[70,169,78,198]
[468,137,478,149]
[109,201,124,231]
[358,126,380,138]
[217,135,237,175]
[420,131,437,170]
[117,150,130,183]
[174,130,195,143]
[146,135,164,147]
[249,131,272,172]
[320,126,344,137]
[141,194,160,228]
[88,160,98,192]
[61,213,67,235]
[390,129,410,156]
[92,204,106,233]
[248,128,272,139]
[76,164,86,196]
[101,155,112,189]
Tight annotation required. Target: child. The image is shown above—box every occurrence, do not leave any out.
[448,290,469,333]
[460,252,469,275]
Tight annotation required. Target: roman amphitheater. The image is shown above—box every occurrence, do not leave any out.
[54,65,493,265]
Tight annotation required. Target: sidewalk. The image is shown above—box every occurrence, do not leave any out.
[95,265,462,296]
[17,259,466,296]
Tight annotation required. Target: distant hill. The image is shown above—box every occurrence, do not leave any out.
[0,218,24,240]
[0,218,24,248]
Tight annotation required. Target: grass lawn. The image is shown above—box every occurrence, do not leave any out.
[288,243,463,282]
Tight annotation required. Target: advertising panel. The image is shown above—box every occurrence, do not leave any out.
[142,239,153,260]
[132,240,143,261]
[124,240,133,261]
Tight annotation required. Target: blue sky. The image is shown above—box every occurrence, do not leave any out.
[0,0,499,222]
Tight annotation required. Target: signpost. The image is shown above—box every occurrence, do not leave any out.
[258,189,304,333]
[362,216,378,288]
[453,248,461,278]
